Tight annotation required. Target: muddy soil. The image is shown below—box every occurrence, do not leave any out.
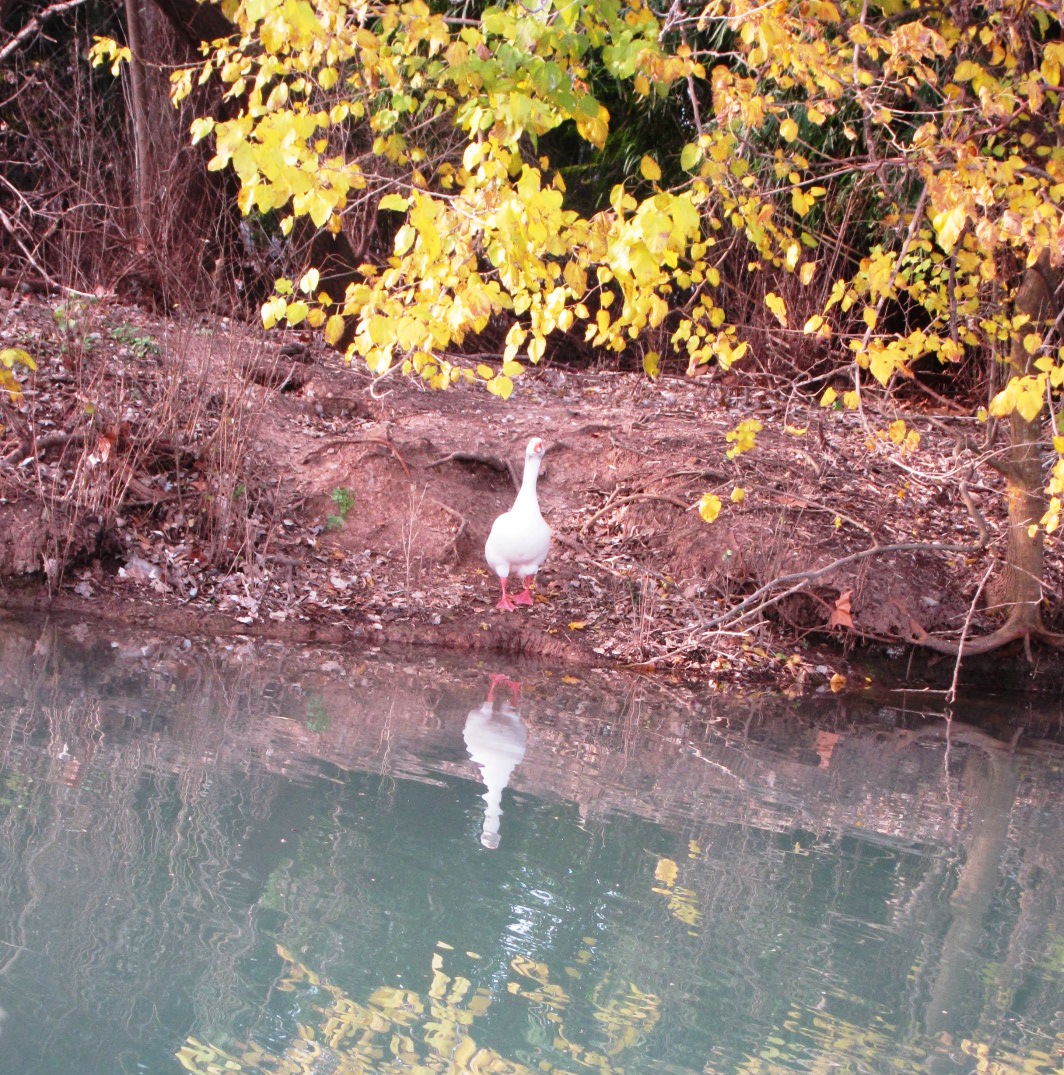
[1,292,1061,692]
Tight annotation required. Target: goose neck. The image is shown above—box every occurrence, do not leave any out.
[515,456,542,504]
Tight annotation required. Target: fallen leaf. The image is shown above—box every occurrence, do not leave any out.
[829,590,853,629]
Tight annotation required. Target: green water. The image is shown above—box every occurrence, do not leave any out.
[0,622,1062,1075]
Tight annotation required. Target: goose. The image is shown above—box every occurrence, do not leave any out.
[463,674,527,849]
[484,437,551,611]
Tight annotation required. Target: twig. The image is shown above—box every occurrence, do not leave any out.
[426,497,468,562]
[427,449,507,472]
[945,560,997,706]
[0,0,92,63]
[301,436,411,479]
[581,492,693,535]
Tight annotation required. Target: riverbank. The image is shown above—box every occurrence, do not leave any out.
[1,292,1061,693]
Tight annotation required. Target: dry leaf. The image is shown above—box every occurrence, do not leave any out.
[829,590,853,629]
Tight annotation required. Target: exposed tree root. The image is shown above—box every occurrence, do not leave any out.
[903,611,1064,656]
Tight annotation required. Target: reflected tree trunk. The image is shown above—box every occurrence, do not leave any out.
[925,749,1020,1041]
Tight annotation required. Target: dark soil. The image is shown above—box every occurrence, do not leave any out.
[2,290,1062,693]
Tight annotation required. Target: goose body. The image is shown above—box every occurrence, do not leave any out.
[484,437,551,611]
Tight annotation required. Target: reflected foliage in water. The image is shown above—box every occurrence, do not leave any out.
[0,620,1061,1075]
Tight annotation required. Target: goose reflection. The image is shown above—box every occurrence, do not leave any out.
[463,674,528,849]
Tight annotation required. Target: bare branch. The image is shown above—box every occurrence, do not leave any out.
[0,0,92,64]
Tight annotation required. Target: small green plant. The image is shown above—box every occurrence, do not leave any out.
[110,323,160,357]
[52,300,98,366]
[326,487,354,531]
[53,300,96,340]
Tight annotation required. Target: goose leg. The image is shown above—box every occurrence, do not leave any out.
[512,577,535,606]
[496,578,519,612]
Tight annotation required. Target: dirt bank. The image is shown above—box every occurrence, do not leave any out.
[1,292,1061,692]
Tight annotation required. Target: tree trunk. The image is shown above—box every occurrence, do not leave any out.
[124,0,153,250]
[989,251,1060,635]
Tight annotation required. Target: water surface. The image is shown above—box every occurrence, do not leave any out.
[0,620,1062,1075]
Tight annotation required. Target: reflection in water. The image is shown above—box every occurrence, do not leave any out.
[463,674,527,848]
[0,620,1062,1075]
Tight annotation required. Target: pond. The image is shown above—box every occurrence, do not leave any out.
[0,619,1062,1075]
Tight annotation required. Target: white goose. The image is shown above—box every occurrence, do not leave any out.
[484,437,551,611]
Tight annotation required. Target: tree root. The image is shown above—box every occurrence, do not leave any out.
[902,608,1064,656]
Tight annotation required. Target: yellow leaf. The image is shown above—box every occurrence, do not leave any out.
[0,369,22,402]
[784,424,807,436]
[378,193,409,212]
[643,351,661,379]
[698,493,722,523]
[820,385,837,407]
[889,419,906,444]
[394,224,416,256]
[0,347,35,371]
[799,261,817,286]
[261,296,287,330]
[1023,332,1043,354]
[765,292,788,327]
[932,205,967,253]
[640,155,662,182]
[324,314,346,346]
[803,314,824,334]
[488,373,514,400]
[568,621,587,631]
[829,672,847,693]
[654,858,678,886]
[476,363,494,379]
[780,117,799,142]
[189,117,215,144]
[730,486,745,503]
